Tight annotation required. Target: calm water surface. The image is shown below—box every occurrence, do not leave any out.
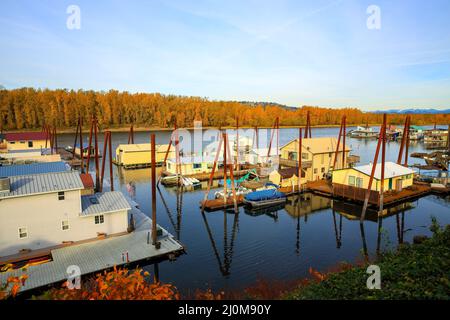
[56,126,450,293]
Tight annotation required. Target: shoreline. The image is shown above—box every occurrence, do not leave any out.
[2,122,446,134]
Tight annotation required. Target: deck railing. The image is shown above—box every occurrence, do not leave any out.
[332,183,380,205]
[279,158,312,168]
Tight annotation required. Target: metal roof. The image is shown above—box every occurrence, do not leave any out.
[0,171,84,199]
[81,191,131,216]
[0,161,69,177]
[353,162,415,180]
[281,137,351,154]
[116,143,171,153]
[5,132,47,141]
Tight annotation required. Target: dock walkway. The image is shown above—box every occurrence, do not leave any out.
[0,201,184,292]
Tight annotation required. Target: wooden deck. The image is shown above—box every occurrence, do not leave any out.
[201,195,244,211]
[0,201,184,293]
[308,180,434,207]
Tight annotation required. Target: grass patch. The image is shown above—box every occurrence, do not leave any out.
[285,219,450,300]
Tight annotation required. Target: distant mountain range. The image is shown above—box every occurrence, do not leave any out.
[371,109,450,114]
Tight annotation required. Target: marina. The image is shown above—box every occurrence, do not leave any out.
[1,122,450,294]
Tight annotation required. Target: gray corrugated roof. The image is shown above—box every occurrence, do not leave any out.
[0,161,69,177]
[0,171,84,199]
[81,191,131,216]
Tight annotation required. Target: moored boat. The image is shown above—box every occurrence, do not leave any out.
[243,188,287,208]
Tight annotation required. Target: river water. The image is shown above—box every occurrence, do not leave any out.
[56,126,450,294]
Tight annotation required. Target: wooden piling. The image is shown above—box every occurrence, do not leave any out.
[298,128,302,192]
[360,115,386,223]
[151,134,160,249]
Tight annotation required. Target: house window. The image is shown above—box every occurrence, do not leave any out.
[288,151,298,161]
[18,227,28,239]
[313,168,318,174]
[58,191,65,200]
[167,163,171,170]
[302,153,308,160]
[95,215,104,224]
[348,176,356,186]
[193,163,202,169]
[20,140,25,144]
[356,177,363,188]
[62,220,69,231]
[321,167,325,173]
[28,141,33,148]
[10,141,15,144]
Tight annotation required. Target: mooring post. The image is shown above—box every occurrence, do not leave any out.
[332,117,344,170]
[73,118,80,159]
[109,131,114,191]
[226,134,238,213]
[79,118,84,173]
[379,114,387,218]
[151,134,160,249]
[223,133,228,205]
[94,119,100,192]
[298,128,302,193]
[397,116,408,164]
[404,116,410,166]
[236,117,239,172]
[342,116,346,168]
[360,117,386,223]
[86,118,94,172]
[201,135,223,212]
[99,131,110,193]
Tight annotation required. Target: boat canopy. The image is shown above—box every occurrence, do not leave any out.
[244,189,286,201]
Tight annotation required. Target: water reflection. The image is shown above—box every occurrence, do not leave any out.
[200,211,239,276]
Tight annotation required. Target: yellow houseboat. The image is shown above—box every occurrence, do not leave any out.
[332,162,415,192]
[114,143,174,169]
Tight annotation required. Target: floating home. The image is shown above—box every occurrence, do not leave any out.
[1,132,48,151]
[280,137,357,181]
[166,155,217,176]
[0,170,131,257]
[0,150,62,164]
[332,162,415,192]
[73,144,102,158]
[424,128,448,144]
[114,143,174,169]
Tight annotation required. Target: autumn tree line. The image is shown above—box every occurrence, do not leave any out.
[0,88,448,131]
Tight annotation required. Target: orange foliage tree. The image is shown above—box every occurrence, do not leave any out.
[1,88,448,130]
[43,267,179,300]
[0,274,28,299]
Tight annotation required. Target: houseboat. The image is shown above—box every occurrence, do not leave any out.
[280,137,356,181]
[424,128,448,144]
[348,126,378,139]
[332,162,415,192]
[2,132,48,151]
[114,143,174,169]
[408,126,424,141]
[0,170,130,257]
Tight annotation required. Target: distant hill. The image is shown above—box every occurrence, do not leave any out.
[238,101,297,111]
[0,85,5,90]
[372,108,450,114]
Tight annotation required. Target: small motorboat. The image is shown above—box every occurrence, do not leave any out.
[160,175,181,186]
[243,188,287,208]
[215,186,251,199]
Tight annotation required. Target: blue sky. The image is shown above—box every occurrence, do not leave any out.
[0,0,449,110]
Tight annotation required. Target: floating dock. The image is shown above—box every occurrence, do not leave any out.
[201,195,245,211]
[0,202,184,293]
[307,179,448,207]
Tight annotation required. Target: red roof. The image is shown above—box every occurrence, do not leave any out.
[80,173,95,189]
[5,132,47,141]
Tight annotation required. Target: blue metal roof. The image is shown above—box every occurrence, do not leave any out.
[0,161,69,177]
